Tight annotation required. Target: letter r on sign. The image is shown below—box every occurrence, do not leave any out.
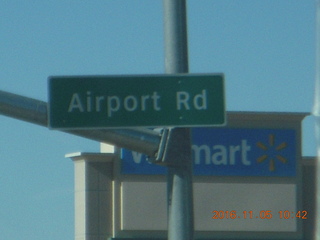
[176,91,190,110]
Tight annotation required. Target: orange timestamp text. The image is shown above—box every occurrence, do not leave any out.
[212,210,308,220]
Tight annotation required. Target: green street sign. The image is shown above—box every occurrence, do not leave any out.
[48,74,225,129]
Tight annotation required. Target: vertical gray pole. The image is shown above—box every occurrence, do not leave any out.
[163,1,194,240]
[163,0,189,73]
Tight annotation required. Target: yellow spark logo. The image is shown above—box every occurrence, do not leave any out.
[256,134,288,172]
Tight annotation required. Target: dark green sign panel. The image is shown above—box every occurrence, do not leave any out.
[48,74,225,129]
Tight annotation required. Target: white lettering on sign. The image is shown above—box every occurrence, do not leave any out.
[126,140,252,168]
[67,92,162,117]
[151,92,161,111]
[132,152,143,163]
[176,90,207,110]
[68,93,85,112]
[68,92,108,113]
[192,140,251,166]
[67,89,208,117]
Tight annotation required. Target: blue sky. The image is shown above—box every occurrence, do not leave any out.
[0,1,316,239]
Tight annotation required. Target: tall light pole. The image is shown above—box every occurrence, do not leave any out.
[163,0,194,239]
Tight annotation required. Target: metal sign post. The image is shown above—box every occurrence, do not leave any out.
[0,90,161,157]
[163,0,194,240]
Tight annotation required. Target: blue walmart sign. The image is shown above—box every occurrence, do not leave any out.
[121,128,296,177]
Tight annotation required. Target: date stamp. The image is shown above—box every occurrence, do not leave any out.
[212,210,308,220]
